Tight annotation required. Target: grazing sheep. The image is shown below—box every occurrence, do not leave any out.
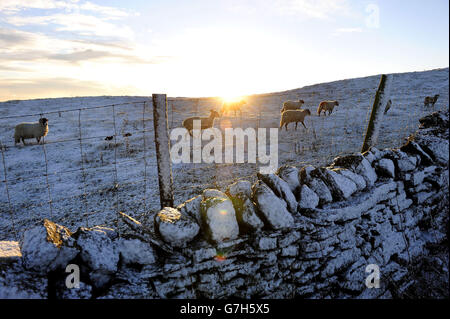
[183,109,221,136]
[384,99,392,114]
[14,118,48,146]
[424,94,439,107]
[281,100,305,113]
[279,109,311,130]
[317,100,339,116]
[221,100,246,117]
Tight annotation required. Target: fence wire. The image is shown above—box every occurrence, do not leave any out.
[0,83,447,240]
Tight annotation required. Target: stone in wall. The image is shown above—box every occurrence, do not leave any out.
[331,154,378,187]
[298,184,319,209]
[252,180,294,230]
[257,173,298,213]
[155,207,200,248]
[277,165,301,195]
[226,180,264,231]
[20,219,78,275]
[73,227,120,288]
[375,158,395,178]
[200,195,239,243]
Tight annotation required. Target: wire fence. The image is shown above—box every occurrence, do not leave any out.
[0,80,448,241]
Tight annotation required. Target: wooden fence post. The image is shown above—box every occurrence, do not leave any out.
[152,94,174,208]
[362,74,393,153]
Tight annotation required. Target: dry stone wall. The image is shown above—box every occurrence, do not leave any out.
[0,111,448,299]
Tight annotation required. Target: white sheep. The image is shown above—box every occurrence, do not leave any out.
[279,109,311,130]
[14,118,49,145]
[281,100,305,113]
[424,94,439,107]
[317,100,339,116]
[221,100,246,117]
[182,110,221,136]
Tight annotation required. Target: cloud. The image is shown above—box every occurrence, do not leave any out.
[0,28,35,47]
[333,27,363,35]
[0,48,173,65]
[0,77,129,101]
[274,0,351,19]
[0,0,130,18]
[6,13,134,40]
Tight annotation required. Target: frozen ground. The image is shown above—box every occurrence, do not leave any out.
[0,68,448,240]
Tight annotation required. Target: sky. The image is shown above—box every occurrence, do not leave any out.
[0,0,448,101]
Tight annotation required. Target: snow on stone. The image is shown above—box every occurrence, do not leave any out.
[20,220,78,274]
[155,207,200,248]
[257,173,298,213]
[298,184,319,209]
[200,196,239,243]
[252,180,294,230]
[277,165,300,194]
[118,238,156,265]
[375,158,396,178]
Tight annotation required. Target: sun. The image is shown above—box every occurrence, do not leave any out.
[220,95,244,104]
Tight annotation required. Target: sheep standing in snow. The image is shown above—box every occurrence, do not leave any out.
[281,100,305,113]
[14,118,49,146]
[424,94,439,107]
[279,109,311,130]
[183,110,221,136]
[317,100,339,116]
[221,100,246,117]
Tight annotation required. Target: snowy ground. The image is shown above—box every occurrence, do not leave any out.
[0,68,448,240]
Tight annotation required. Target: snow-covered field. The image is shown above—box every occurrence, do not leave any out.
[0,68,448,240]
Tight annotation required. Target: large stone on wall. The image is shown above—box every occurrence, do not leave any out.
[307,178,333,205]
[19,219,79,275]
[334,168,366,192]
[177,195,202,225]
[257,173,298,213]
[277,165,300,194]
[227,180,252,199]
[375,158,395,178]
[393,150,418,173]
[252,180,294,230]
[200,196,239,243]
[415,134,449,166]
[226,180,264,231]
[332,154,378,187]
[400,140,434,165]
[117,238,156,265]
[155,207,200,248]
[311,167,357,201]
[298,184,319,209]
[74,227,119,288]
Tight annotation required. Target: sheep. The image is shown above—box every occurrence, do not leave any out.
[279,109,311,130]
[221,100,246,117]
[317,100,339,116]
[182,109,221,136]
[384,99,392,114]
[281,100,305,113]
[424,94,439,107]
[14,118,48,146]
